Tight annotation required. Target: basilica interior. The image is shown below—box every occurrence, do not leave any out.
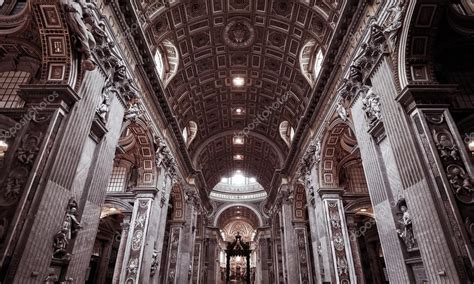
[0,0,473,283]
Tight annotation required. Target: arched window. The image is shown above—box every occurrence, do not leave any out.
[182,120,198,147]
[299,40,324,87]
[154,48,165,80]
[313,49,324,79]
[107,166,128,192]
[153,40,179,88]
[279,121,295,147]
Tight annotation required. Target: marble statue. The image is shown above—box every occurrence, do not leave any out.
[397,202,416,250]
[61,0,104,70]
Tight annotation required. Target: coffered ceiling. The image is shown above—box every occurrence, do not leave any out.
[138,0,344,191]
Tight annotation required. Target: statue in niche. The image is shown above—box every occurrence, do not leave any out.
[61,0,105,71]
[434,131,460,161]
[361,87,382,125]
[53,198,82,259]
[396,199,417,250]
[97,92,110,121]
[383,0,407,50]
[127,164,141,190]
[97,76,117,121]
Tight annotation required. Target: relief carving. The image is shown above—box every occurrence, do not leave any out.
[361,87,382,126]
[327,201,350,282]
[426,113,474,205]
[16,133,43,165]
[447,165,473,204]
[150,249,159,276]
[433,130,460,161]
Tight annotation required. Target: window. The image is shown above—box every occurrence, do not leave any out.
[279,121,295,147]
[299,41,324,87]
[107,166,127,192]
[182,121,197,146]
[0,71,29,108]
[154,49,165,80]
[154,40,179,87]
[313,49,324,79]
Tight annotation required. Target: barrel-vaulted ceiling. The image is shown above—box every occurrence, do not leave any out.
[138,0,344,190]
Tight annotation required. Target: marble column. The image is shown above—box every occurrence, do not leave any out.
[149,174,173,279]
[112,216,130,284]
[204,232,219,284]
[319,189,356,283]
[120,192,155,283]
[279,185,299,284]
[346,214,366,284]
[175,198,198,284]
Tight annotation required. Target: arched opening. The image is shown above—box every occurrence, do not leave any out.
[215,205,260,283]
[319,119,387,283]
[279,121,295,148]
[300,40,325,87]
[154,40,179,88]
[106,120,157,193]
[182,120,198,147]
[85,197,136,284]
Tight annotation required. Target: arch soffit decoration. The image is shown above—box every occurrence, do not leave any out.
[102,197,134,218]
[192,130,286,191]
[170,183,185,221]
[213,203,263,228]
[344,197,375,218]
[0,2,67,83]
[319,118,356,188]
[398,0,442,89]
[293,183,307,221]
[118,118,158,186]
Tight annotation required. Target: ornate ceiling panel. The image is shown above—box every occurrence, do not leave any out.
[140,0,343,191]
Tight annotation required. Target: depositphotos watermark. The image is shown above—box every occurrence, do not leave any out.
[0,91,59,140]
[234,92,289,138]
